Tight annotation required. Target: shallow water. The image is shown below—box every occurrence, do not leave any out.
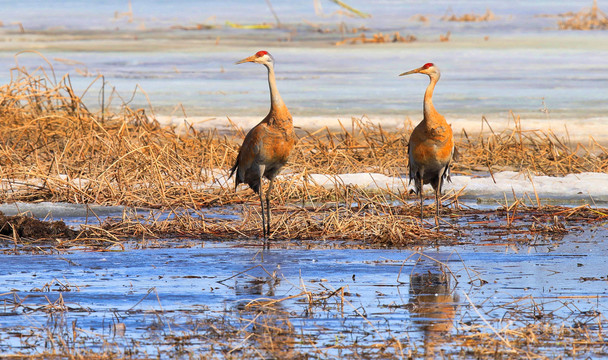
[0,225,606,357]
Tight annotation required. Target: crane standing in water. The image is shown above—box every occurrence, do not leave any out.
[400,63,454,226]
[230,51,296,245]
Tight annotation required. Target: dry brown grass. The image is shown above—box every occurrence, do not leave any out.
[4,201,593,252]
[0,58,239,209]
[1,59,607,247]
[441,8,496,22]
[1,63,607,210]
[558,0,608,30]
[335,31,416,45]
[455,114,608,176]
[91,203,454,248]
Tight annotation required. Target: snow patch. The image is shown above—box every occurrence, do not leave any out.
[303,171,608,202]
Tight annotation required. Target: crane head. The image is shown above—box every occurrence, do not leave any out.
[399,63,440,77]
[236,50,275,66]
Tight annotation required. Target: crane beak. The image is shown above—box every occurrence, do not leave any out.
[236,55,257,64]
[399,67,422,76]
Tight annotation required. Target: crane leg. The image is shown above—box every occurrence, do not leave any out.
[434,175,444,227]
[419,191,424,221]
[434,188,440,227]
[266,178,275,239]
[258,183,267,244]
[416,176,424,221]
[257,167,268,246]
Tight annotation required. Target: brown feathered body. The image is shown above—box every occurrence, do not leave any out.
[230,105,296,194]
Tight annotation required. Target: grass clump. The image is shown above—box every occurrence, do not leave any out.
[441,8,496,22]
[558,0,608,30]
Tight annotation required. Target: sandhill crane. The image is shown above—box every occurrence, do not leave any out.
[400,63,454,226]
[230,50,296,245]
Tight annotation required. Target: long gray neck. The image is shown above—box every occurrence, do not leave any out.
[266,63,284,108]
[423,73,439,120]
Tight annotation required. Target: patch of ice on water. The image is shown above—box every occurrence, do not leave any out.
[0,202,126,218]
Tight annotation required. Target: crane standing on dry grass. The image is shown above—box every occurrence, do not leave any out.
[230,51,296,245]
[400,63,454,226]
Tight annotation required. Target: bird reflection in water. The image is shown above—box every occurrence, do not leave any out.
[409,255,459,358]
[234,271,281,297]
[232,265,295,358]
